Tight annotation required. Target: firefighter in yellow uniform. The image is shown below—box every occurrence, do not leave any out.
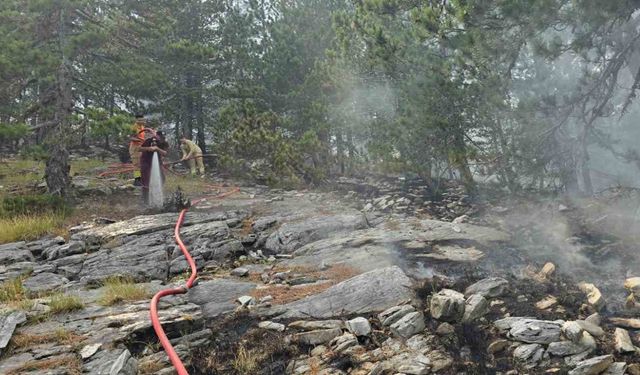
[180,136,205,176]
[129,115,146,186]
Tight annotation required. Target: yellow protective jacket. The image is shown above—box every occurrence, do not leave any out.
[181,140,203,159]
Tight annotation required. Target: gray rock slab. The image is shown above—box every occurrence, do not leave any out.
[78,236,169,284]
[463,294,489,322]
[0,311,26,354]
[390,311,425,338]
[568,355,614,375]
[510,319,562,344]
[379,305,416,327]
[84,348,137,375]
[288,320,343,331]
[464,277,509,298]
[72,210,244,245]
[265,212,369,254]
[188,278,256,319]
[603,362,627,375]
[23,272,69,293]
[292,328,342,345]
[272,266,415,319]
[0,241,34,265]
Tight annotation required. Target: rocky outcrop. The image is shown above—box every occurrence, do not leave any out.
[0,311,26,355]
[265,212,369,254]
[271,266,415,319]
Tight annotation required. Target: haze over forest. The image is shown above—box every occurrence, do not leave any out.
[2,0,640,194]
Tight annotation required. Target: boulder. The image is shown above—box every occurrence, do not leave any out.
[613,328,635,353]
[42,241,85,261]
[389,352,431,375]
[462,294,489,322]
[430,289,465,322]
[22,272,69,293]
[273,266,415,319]
[265,213,369,254]
[464,277,509,298]
[345,317,371,336]
[568,355,614,375]
[390,311,425,339]
[0,311,26,355]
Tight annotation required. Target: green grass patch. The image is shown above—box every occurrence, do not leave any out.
[49,293,84,314]
[99,277,150,306]
[0,277,27,305]
[0,213,65,244]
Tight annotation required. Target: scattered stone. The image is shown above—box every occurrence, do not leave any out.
[538,262,556,280]
[258,321,286,332]
[430,289,465,322]
[604,363,628,375]
[330,333,358,353]
[462,294,489,322]
[536,296,558,310]
[436,322,455,336]
[577,282,605,310]
[231,267,249,277]
[237,295,255,307]
[624,277,640,294]
[627,364,640,375]
[568,355,613,375]
[390,352,431,375]
[292,328,342,345]
[379,305,416,327]
[513,343,545,369]
[346,317,372,336]
[585,313,601,327]
[390,311,425,339]
[406,334,431,353]
[464,277,509,298]
[576,320,605,337]
[547,332,596,357]
[562,321,585,343]
[426,350,454,372]
[613,328,635,353]
[80,343,102,359]
[488,339,509,354]
[0,311,26,354]
[609,317,640,329]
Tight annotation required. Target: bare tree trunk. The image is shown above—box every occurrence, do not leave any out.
[45,63,72,197]
[450,130,476,195]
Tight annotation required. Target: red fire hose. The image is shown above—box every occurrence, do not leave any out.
[149,185,240,375]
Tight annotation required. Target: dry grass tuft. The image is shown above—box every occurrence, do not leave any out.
[0,213,65,244]
[11,328,85,348]
[7,354,82,375]
[138,360,167,375]
[232,344,259,374]
[99,277,150,306]
[49,293,84,314]
[0,277,28,305]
